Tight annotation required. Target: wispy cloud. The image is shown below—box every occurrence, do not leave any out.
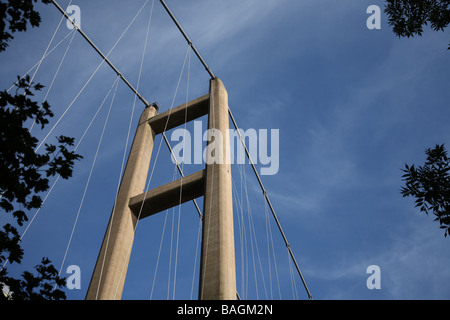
[304,214,450,299]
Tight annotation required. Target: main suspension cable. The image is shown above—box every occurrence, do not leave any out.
[51,0,203,222]
[50,0,152,108]
[50,0,312,300]
[159,0,215,79]
[159,0,312,298]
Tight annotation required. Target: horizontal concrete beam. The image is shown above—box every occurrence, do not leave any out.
[148,94,209,134]
[129,169,205,220]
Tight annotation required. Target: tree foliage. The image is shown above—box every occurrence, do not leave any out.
[0,76,82,300]
[0,77,81,217]
[401,144,450,237]
[385,0,450,49]
[1,0,82,300]
[0,0,51,52]
[1,257,66,300]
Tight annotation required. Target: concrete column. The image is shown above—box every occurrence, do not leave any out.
[199,78,236,300]
[86,105,157,300]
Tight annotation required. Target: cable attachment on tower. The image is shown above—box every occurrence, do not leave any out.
[151,101,161,111]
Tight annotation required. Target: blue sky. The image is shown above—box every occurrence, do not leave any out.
[1,0,450,300]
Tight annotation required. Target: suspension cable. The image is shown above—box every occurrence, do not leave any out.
[156,9,310,295]
[159,0,215,79]
[162,132,203,219]
[51,0,312,300]
[57,76,120,281]
[7,29,76,93]
[1,75,121,273]
[29,29,77,133]
[29,0,73,89]
[228,108,313,300]
[113,44,191,299]
[160,0,312,296]
[51,0,203,222]
[50,0,152,108]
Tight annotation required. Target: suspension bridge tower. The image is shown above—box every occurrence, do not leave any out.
[85,78,236,300]
[45,0,311,302]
